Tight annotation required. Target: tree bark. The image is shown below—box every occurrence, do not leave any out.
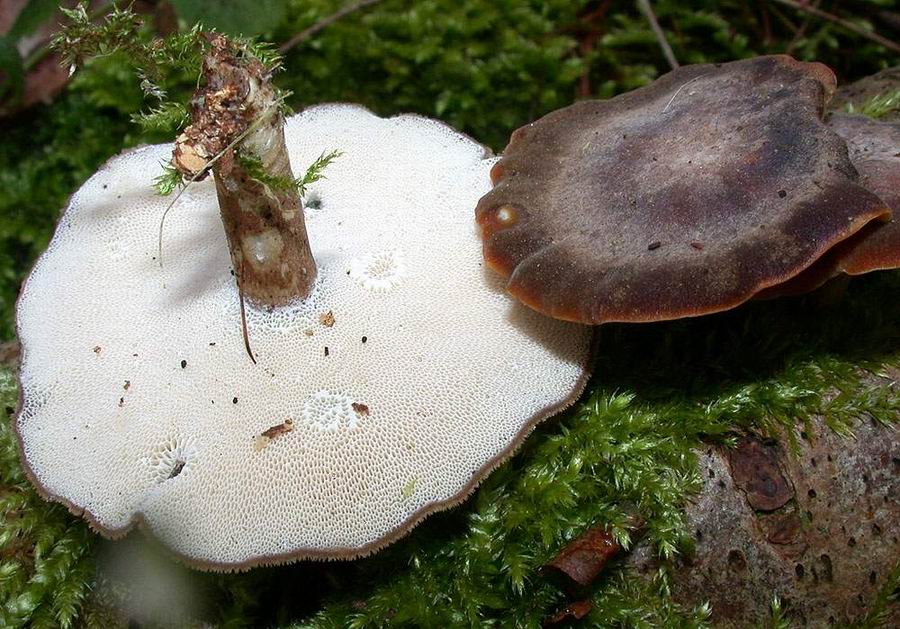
[627,409,900,626]
[173,34,316,307]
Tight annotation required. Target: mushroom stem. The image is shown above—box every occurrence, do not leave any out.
[173,34,316,306]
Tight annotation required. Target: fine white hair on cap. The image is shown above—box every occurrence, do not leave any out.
[14,105,593,569]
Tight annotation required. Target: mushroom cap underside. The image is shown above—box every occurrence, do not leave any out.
[476,55,890,324]
[14,105,593,569]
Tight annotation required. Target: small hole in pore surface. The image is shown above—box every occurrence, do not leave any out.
[146,436,197,484]
[349,249,407,292]
[168,460,185,479]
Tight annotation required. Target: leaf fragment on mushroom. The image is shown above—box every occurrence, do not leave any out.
[319,310,335,327]
[254,419,294,451]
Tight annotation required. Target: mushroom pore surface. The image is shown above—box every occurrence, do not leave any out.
[14,105,593,569]
[476,55,890,324]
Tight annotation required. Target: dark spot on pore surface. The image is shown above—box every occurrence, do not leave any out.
[848,536,856,547]
[795,564,805,579]
[168,460,185,479]
[362,336,368,344]
[324,347,330,357]
[778,189,787,198]
[648,241,662,251]
[232,397,238,404]
[180,359,187,369]
[808,488,817,498]
[352,402,370,416]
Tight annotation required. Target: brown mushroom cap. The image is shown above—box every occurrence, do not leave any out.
[825,114,900,274]
[757,113,900,298]
[476,56,890,324]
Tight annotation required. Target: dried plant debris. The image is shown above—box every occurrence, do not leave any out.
[254,418,295,451]
[543,599,593,627]
[319,310,336,327]
[542,517,643,591]
[627,415,900,626]
[477,55,889,324]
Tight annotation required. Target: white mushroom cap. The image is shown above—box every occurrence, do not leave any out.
[14,105,592,569]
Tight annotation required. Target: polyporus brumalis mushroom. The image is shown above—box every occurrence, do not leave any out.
[476,55,891,324]
[757,113,900,298]
[13,39,592,568]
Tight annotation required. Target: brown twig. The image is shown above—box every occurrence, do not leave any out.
[637,0,679,70]
[574,2,611,97]
[758,0,773,45]
[237,268,258,365]
[772,0,900,54]
[785,0,821,54]
[279,0,383,54]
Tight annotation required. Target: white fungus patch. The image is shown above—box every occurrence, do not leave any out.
[144,435,198,485]
[15,105,592,567]
[301,390,360,431]
[348,249,407,292]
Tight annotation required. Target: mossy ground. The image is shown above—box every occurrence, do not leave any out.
[0,1,898,626]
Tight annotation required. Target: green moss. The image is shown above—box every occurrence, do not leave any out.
[847,89,900,119]
[0,371,96,628]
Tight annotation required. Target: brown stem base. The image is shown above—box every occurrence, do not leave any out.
[173,34,316,307]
